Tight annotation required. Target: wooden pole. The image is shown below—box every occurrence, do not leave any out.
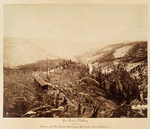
[47,56,49,77]
[39,60,41,74]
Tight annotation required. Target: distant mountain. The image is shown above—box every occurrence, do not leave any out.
[75,41,147,64]
[3,37,58,67]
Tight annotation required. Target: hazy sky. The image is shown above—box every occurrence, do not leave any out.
[4,4,147,58]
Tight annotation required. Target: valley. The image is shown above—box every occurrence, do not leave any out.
[3,40,148,118]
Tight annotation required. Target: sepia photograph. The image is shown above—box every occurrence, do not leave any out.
[3,3,148,120]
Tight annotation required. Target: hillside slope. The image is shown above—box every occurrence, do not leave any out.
[75,41,148,99]
[76,41,147,64]
[75,41,147,75]
[3,41,147,118]
[3,37,58,67]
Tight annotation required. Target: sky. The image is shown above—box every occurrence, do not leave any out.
[4,4,148,59]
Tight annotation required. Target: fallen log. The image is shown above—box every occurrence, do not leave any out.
[23,111,36,117]
[24,105,65,117]
[40,108,64,117]
[27,105,51,112]
[51,109,62,112]
[41,110,53,117]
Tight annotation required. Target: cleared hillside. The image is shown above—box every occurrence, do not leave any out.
[3,41,147,118]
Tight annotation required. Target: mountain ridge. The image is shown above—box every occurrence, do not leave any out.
[74,41,147,64]
[3,37,59,67]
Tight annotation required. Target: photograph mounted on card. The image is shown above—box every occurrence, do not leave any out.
[3,3,148,119]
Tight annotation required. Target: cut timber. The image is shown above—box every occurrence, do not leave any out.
[28,105,51,112]
[23,111,36,117]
